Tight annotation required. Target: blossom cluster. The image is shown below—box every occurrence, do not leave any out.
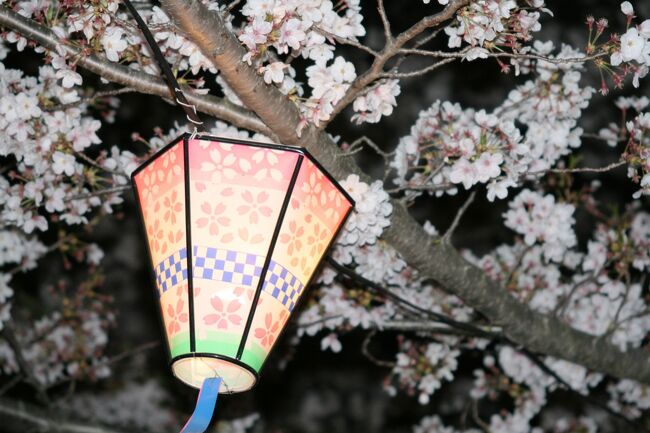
[302,56,357,126]
[239,0,365,64]
[387,339,460,405]
[337,174,392,248]
[503,189,576,262]
[622,111,650,197]
[443,0,548,55]
[351,80,401,124]
[0,58,138,339]
[0,304,113,385]
[471,208,650,421]
[609,2,650,88]
[236,0,400,127]
[391,43,593,201]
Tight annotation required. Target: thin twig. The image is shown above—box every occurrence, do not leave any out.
[43,88,135,112]
[345,136,394,158]
[295,315,343,329]
[377,0,392,43]
[543,159,626,174]
[326,257,500,341]
[362,330,396,367]
[442,191,476,244]
[1,324,51,407]
[472,400,492,433]
[505,245,533,288]
[65,185,131,203]
[0,375,22,397]
[397,48,606,65]
[553,273,599,317]
[74,151,129,178]
[225,0,243,13]
[379,57,457,79]
[48,340,161,390]
[319,0,471,129]
[312,26,379,57]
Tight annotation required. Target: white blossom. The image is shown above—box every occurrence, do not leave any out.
[338,174,392,247]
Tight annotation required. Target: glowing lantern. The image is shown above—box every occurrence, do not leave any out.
[132,134,354,393]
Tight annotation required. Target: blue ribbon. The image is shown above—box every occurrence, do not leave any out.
[180,377,222,433]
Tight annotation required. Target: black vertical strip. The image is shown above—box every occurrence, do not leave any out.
[236,155,304,360]
[183,135,196,352]
[131,180,172,361]
[121,0,204,130]
[256,203,354,372]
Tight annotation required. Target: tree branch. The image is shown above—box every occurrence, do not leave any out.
[0,396,136,433]
[0,5,272,137]
[397,48,607,64]
[158,0,650,385]
[319,0,472,128]
[1,323,51,407]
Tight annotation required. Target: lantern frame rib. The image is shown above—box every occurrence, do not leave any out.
[236,155,304,360]
[183,135,197,352]
[255,202,354,373]
[131,133,355,392]
[132,180,174,360]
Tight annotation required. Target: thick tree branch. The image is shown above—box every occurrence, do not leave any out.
[0,5,272,137]
[321,0,472,127]
[159,0,650,385]
[0,396,134,433]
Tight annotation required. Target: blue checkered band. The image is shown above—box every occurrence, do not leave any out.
[153,247,305,311]
[155,248,188,295]
[192,246,266,286]
[262,261,304,311]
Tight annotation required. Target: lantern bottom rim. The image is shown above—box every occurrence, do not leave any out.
[171,353,258,393]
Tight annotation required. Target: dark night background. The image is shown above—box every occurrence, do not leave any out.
[4,0,650,432]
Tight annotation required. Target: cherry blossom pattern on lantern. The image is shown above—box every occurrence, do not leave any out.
[203,295,243,329]
[199,141,252,183]
[166,297,188,335]
[279,220,304,267]
[158,145,183,184]
[251,148,285,181]
[237,190,273,224]
[195,202,232,241]
[147,218,168,255]
[253,311,288,348]
[163,190,182,224]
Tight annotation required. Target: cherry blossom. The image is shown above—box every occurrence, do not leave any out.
[1,0,650,430]
[338,175,392,247]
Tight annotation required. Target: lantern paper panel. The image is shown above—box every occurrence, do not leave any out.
[133,140,191,359]
[132,134,354,394]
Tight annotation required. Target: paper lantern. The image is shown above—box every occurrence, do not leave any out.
[132,133,353,393]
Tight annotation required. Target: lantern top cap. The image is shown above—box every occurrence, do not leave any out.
[131,132,355,206]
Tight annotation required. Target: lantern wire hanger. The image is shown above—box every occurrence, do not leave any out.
[121,0,204,138]
[121,1,216,432]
